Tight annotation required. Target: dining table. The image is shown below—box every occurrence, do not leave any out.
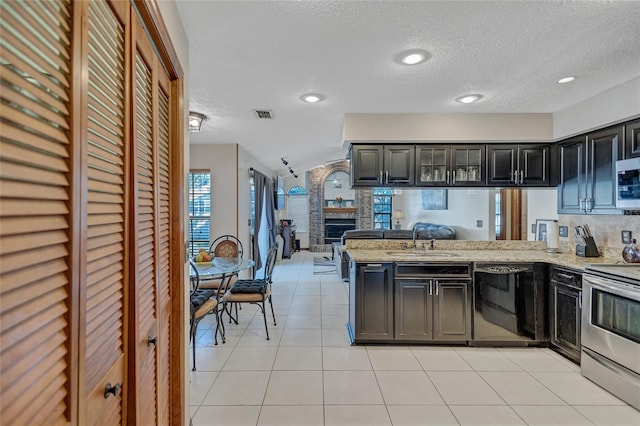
[191,256,255,340]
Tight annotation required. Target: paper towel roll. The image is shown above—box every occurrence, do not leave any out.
[546,220,560,252]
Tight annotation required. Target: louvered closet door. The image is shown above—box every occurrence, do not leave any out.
[81,1,128,424]
[0,0,74,424]
[156,68,172,426]
[131,13,161,425]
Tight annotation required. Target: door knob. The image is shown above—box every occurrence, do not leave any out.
[104,383,121,399]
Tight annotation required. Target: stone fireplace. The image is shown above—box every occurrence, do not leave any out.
[307,160,373,251]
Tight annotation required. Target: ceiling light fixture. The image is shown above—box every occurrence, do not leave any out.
[557,76,575,84]
[394,49,431,66]
[189,111,206,133]
[455,94,484,104]
[288,167,298,179]
[301,93,325,103]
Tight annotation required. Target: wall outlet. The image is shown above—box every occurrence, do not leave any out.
[476,220,483,228]
[559,226,569,237]
[621,230,632,244]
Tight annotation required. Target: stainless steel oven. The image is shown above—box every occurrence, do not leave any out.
[582,264,640,410]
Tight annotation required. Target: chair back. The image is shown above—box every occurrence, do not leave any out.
[264,242,278,284]
[209,235,243,259]
[189,260,200,296]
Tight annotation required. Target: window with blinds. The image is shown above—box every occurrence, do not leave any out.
[189,170,211,257]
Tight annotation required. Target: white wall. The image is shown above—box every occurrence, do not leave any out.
[526,189,559,241]
[343,113,553,142]
[553,77,640,139]
[190,144,239,240]
[399,189,494,240]
[283,174,309,248]
[155,2,190,424]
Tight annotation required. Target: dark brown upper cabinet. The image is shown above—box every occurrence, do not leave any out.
[625,119,640,158]
[557,125,623,214]
[415,145,485,187]
[487,144,551,186]
[351,145,414,187]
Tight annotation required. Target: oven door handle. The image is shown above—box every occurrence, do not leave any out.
[584,276,640,301]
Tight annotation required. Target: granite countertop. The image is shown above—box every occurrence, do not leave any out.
[343,240,622,271]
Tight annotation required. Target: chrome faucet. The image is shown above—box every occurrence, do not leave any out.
[412,225,429,250]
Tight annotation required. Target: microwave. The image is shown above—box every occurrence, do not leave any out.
[615,157,640,209]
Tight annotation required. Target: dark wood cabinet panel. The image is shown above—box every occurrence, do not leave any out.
[558,126,623,214]
[395,280,432,340]
[558,137,585,214]
[433,280,472,340]
[625,119,640,158]
[385,145,415,185]
[351,145,413,187]
[586,126,623,212]
[487,144,550,186]
[351,145,384,186]
[352,263,394,341]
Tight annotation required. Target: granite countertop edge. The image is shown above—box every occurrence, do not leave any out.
[345,248,619,271]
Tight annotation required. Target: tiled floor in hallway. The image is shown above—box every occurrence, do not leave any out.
[190,251,639,426]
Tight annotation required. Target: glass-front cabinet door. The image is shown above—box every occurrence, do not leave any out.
[416,146,449,186]
[452,145,485,186]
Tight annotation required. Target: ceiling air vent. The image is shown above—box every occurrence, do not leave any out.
[254,109,273,119]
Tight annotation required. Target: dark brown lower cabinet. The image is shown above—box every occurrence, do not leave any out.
[395,278,472,341]
[349,263,394,341]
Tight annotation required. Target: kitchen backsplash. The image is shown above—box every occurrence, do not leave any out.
[558,214,639,252]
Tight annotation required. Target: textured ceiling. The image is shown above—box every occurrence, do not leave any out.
[176,0,640,175]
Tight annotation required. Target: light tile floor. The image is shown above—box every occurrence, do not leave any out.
[190,251,640,426]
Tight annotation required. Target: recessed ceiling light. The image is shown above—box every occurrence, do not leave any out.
[455,94,483,104]
[557,76,575,84]
[301,93,325,103]
[394,49,431,66]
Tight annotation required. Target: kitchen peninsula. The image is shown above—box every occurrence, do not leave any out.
[345,240,617,347]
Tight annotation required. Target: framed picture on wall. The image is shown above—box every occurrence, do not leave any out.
[421,190,447,210]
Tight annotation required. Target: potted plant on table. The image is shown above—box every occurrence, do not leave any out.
[335,196,343,207]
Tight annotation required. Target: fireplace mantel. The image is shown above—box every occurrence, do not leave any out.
[323,207,357,214]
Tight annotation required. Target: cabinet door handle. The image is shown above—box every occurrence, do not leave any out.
[579,291,582,310]
[104,383,121,399]
[520,170,524,184]
[379,170,383,184]
[512,171,517,184]
[452,171,456,184]
[366,263,382,267]
[435,280,439,296]
[385,170,389,184]
[557,272,574,281]
[446,171,450,185]
[429,281,432,295]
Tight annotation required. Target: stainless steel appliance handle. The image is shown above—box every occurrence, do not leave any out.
[579,291,582,310]
[584,275,640,300]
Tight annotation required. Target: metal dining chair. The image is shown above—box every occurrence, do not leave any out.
[222,243,278,340]
[189,260,223,371]
[199,235,244,291]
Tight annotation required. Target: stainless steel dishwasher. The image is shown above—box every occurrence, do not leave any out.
[472,263,547,344]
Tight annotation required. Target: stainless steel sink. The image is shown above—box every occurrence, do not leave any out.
[386,251,459,257]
